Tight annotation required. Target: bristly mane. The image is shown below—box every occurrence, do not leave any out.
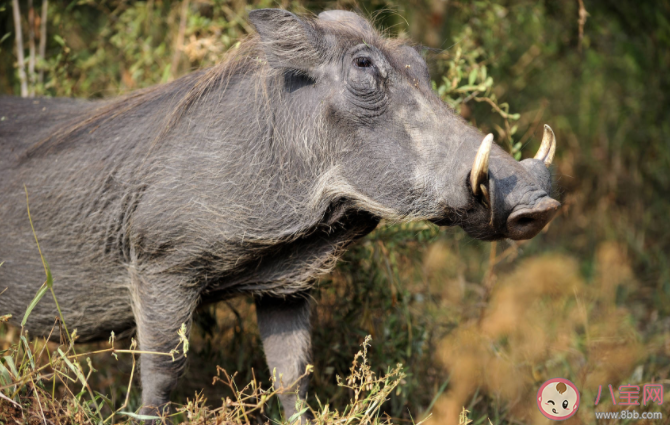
[23,13,397,160]
[23,34,262,160]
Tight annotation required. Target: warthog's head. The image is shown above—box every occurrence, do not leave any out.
[249,9,560,240]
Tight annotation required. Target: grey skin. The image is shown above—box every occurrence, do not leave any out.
[0,9,560,420]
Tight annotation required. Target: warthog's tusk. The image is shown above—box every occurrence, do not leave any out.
[471,133,494,206]
[534,124,557,167]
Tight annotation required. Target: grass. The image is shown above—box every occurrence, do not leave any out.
[0,318,410,424]
[0,190,423,424]
[2,194,669,424]
[1,292,422,425]
[0,314,412,425]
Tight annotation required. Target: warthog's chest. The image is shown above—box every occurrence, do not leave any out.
[198,210,379,302]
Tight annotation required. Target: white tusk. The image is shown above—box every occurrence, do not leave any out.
[471,133,493,199]
[535,124,557,167]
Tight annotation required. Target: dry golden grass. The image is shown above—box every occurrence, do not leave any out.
[423,242,668,424]
[0,321,410,425]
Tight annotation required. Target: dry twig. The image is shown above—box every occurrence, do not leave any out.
[11,0,28,97]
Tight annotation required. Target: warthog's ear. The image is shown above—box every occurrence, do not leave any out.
[248,9,324,74]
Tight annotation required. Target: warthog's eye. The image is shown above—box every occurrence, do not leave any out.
[354,57,373,69]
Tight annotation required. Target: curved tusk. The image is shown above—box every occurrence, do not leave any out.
[535,124,557,167]
[470,133,494,200]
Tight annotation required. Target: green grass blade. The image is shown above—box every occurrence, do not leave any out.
[57,349,87,386]
[44,258,53,289]
[21,283,48,327]
[58,348,103,419]
[3,356,18,379]
[118,411,161,421]
[422,375,451,419]
[0,362,13,387]
[20,336,35,370]
[24,187,69,342]
[287,407,309,423]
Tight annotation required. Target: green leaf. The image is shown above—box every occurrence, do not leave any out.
[21,284,49,327]
[510,125,519,136]
[457,85,478,92]
[53,34,66,46]
[468,68,478,86]
[161,63,172,83]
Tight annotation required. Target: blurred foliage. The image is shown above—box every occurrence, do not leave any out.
[1,0,670,424]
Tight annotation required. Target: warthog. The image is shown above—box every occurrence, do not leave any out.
[0,9,560,419]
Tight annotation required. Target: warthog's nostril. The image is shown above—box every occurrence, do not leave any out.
[506,197,561,240]
[515,216,536,227]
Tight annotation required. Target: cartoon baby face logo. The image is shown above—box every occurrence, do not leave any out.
[537,378,580,420]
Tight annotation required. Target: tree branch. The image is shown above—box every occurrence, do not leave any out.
[169,0,190,81]
[28,0,36,97]
[38,0,48,85]
[11,0,28,97]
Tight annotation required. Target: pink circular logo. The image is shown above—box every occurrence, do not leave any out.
[537,378,580,421]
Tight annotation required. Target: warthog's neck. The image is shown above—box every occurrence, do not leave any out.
[199,209,379,302]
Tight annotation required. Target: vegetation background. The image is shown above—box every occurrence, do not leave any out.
[1,0,669,423]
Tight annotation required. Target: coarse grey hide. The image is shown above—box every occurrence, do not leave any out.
[0,8,560,420]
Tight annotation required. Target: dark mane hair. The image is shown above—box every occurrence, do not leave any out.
[24,34,263,159]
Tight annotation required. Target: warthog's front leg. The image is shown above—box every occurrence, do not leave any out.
[255,294,312,423]
[130,271,199,419]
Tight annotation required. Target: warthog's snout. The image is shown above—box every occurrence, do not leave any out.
[462,124,561,240]
[506,197,561,240]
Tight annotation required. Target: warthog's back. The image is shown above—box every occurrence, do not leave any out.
[0,96,137,341]
[0,97,94,160]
